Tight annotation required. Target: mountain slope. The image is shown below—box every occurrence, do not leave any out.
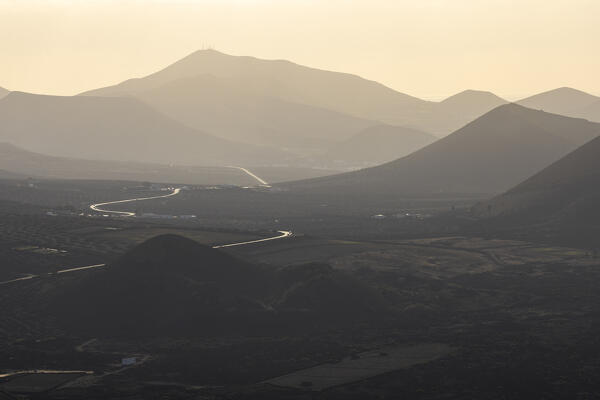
[120,74,377,151]
[281,104,600,197]
[517,87,600,122]
[0,91,289,166]
[315,124,436,168]
[0,87,8,100]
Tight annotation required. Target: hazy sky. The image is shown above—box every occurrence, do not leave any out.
[1,0,599,100]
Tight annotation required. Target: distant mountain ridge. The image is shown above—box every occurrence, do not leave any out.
[82,49,430,127]
[281,104,600,197]
[474,135,600,218]
[80,49,508,137]
[517,87,600,123]
[0,87,9,100]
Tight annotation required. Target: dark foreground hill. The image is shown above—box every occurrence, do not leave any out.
[472,136,600,247]
[281,104,600,199]
[52,235,384,337]
[0,87,9,100]
[0,91,288,166]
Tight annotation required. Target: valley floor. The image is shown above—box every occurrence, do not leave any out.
[1,178,600,399]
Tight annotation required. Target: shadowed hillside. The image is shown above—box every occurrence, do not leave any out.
[472,136,600,247]
[0,91,290,166]
[281,104,600,198]
[0,87,8,100]
[95,74,378,153]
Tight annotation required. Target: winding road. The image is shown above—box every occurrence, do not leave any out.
[228,166,270,186]
[1,173,291,286]
[90,188,182,217]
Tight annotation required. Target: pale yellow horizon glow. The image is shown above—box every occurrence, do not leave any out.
[1,0,599,100]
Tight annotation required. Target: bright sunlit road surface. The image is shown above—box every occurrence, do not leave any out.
[90,188,182,217]
[0,230,292,285]
[228,166,270,186]
[213,230,292,248]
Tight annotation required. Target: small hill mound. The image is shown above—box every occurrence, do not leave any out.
[52,236,387,337]
[53,235,264,336]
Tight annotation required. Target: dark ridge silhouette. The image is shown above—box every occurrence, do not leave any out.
[0,142,263,186]
[316,124,436,168]
[517,87,600,122]
[52,235,384,337]
[280,104,600,197]
[0,91,290,166]
[0,87,8,100]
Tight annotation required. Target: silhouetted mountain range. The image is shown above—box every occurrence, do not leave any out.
[0,87,8,100]
[0,91,289,166]
[281,104,600,197]
[80,49,509,137]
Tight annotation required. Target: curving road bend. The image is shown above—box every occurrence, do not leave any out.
[90,188,181,217]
